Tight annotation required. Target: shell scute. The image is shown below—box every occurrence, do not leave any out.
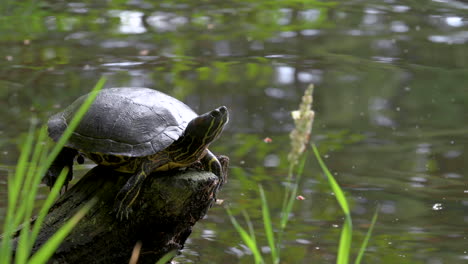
[48,88,198,157]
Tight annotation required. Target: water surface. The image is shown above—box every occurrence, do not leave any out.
[1,1,467,263]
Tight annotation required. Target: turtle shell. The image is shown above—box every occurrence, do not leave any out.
[48,87,198,157]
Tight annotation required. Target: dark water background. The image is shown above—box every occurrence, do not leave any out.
[1,1,467,263]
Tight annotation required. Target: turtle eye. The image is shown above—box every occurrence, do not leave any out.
[210,109,221,118]
[210,106,227,118]
[218,106,227,114]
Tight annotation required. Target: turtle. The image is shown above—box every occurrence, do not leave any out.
[44,87,229,219]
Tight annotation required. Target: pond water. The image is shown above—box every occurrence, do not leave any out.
[1,1,468,263]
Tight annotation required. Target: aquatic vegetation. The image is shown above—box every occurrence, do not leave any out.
[288,84,315,168]
[228,84,379,264]
[0,77,106,264]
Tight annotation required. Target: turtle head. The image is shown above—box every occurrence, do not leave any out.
[184,106,229,144]
[169,106,228,165]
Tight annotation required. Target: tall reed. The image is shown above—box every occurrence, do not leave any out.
[0,77,106,264]
[227,84,378,264]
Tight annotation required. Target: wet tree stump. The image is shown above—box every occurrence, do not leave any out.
[30,166,222,264]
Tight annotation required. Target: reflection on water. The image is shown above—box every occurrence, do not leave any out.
[1,0,467,263]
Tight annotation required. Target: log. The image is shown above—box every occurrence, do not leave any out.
[30,166,222,264]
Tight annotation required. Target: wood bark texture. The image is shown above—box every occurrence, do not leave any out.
[29,166,220,264]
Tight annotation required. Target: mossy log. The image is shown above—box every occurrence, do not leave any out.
[29,166,221,264]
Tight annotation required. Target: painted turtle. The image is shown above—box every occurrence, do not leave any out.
[44,87,229,219]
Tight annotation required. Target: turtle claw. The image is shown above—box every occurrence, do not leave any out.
[114,205,132,221]
[113,193,134,221]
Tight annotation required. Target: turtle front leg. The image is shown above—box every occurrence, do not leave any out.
[114,160,153,220]
[216,155,230,183]
[201,150,229,186]
[43,147,78,191]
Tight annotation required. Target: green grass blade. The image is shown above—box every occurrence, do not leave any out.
[295,154,307,179]
[279,187,291,230]
[23,127,48,198]
[259,185,278,263]
[29,167,69,250]
[13,126,35,194]
[354,206,379,264]
[337,216,352,264]
[28,78,105,261]
[275,183,297,263]
[226,208,263,264]
[242,211,257,245]
[278,153,306,253]
[37,76,107,178]
[0,126,36,264]
[15,216,32,264]
[15,128,49,264]
[15,153,60,264]
[280,154,307,229]
[312,144,350,215]
[15,226,30,264]
[28,199,96,264]
[1,77,106,264]
[22,127,48,203]
[280,180,299,230]
[312,144,352,264]
[282,188,297,230]
[10,127,35,224]
[155,250,177,264]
